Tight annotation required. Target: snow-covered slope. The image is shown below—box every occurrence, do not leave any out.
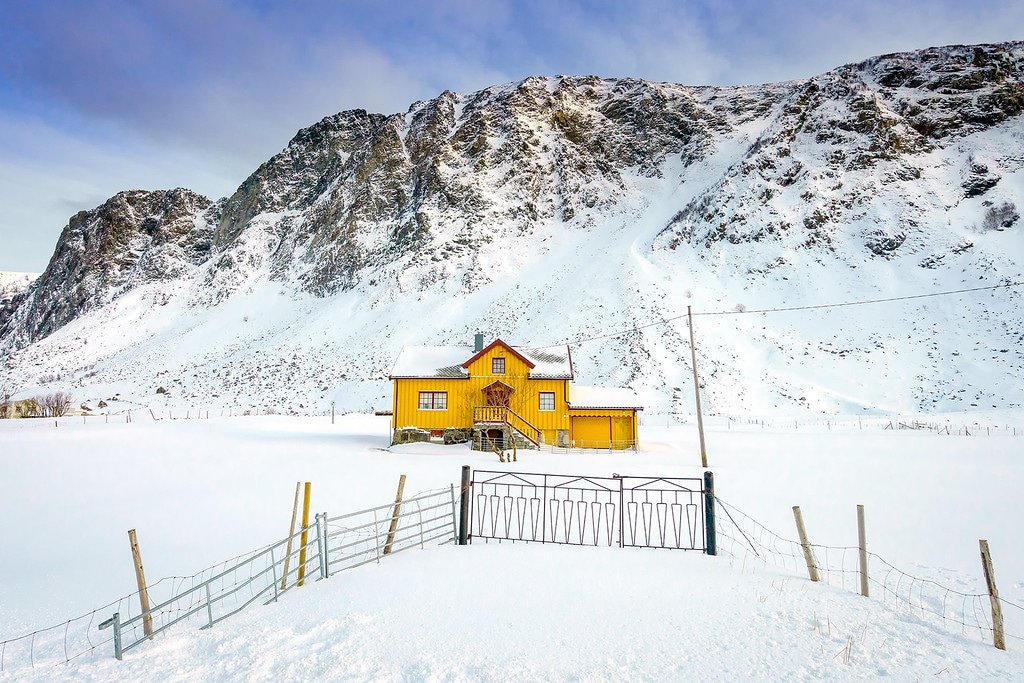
[1,42,1023,415]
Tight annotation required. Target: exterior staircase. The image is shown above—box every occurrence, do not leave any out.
[472,406,542,450]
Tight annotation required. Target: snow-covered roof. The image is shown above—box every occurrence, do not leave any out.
[518,346,573,379]
[390,346,473,378]
[389,342,573,379]
[568,386,643,410]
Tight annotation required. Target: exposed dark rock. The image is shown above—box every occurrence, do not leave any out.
[963,162,1001,197]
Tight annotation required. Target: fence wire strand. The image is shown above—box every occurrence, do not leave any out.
[715,497,1021,646]
[1,487,457,674]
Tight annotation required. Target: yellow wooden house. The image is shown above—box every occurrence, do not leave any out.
[389,335,642,450]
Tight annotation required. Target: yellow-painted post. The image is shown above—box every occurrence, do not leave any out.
[297,482,311,586]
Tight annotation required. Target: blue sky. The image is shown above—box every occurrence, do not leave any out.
[1,0,1021,271]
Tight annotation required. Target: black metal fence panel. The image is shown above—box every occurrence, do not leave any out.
[469,471,706,551]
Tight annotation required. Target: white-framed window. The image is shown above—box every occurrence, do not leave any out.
[539,392,555,411]
[492,357,505,374]
[418,391,448,410]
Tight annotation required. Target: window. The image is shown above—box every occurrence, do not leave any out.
[418,391,447,410]
[492,357,505,374]
[539,392,555,411]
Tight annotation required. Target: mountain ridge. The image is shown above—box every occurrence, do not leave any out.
[2,40,1022,416]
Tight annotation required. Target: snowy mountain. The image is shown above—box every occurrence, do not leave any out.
[1,41,1022,416]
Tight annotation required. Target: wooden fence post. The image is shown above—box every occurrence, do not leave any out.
[297,482,311,586]
[792,506,821,582]
[979,539,1006,650]
[281,482,301,590]
[383,475,407,555]
[127,529,153,638]
[857,504,869,597]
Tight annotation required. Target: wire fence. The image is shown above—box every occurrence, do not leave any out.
[715,498,1024,646]
[0,406,345,428]
[323,486,459,576]
[0,486,457,672]
[6,409,1019,441]
[0,539,277,673]
[641,413,1024,437]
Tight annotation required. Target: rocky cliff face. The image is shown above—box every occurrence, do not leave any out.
[1,189,213,348]
[1,41,1022,414]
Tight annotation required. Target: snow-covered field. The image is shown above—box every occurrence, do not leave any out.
[1,412,1023,680]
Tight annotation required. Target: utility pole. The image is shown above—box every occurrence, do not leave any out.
[688,305,708,468]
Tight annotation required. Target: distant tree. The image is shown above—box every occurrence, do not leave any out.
[35,395,52,417]
[50,391,73,417]
[0,385,11,419]
[17,398,42,418]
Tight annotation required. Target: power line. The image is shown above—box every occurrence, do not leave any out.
[525,277,1024,348]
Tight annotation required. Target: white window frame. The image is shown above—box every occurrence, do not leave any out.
[492,357,506,374]
[418,391,448,410]
[539,392,555,411]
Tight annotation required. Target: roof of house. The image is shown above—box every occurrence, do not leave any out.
[390,341,573,379]
[568,386,644,410]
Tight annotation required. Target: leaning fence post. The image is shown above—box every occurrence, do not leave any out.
[458,465,471,545]
[857,504,869,597]
[127,529,153,638]
[792,506,821,582]
[281,482,301,591]
[703,471,716,556]
[979,539,1006,650]
[383,474,407,555]
[297,482,312,586]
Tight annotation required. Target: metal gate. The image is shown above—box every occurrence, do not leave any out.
[469,470,707,551]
